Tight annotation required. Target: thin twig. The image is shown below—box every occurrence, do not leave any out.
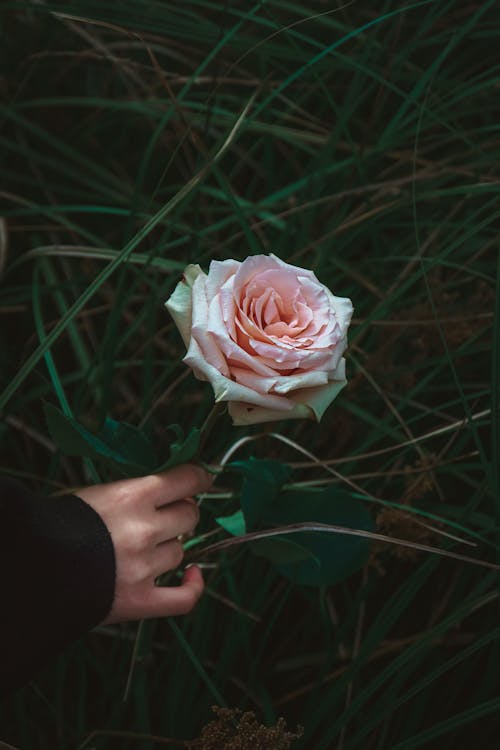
[188,523,500,571]
[214,431,486,549]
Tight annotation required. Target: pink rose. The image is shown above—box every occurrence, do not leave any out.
[165,254,353,425]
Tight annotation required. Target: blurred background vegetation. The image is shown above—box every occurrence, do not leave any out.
[0,1,499,748]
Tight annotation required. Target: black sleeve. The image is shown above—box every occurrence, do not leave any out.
[0,477,116,697]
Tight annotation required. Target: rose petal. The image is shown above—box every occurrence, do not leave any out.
[205,259,241,300]
[229,366,329,394]
[327,291,354,334]
[247,336,340,370]
[290,360,347,421]
[184,337,294,411]
[205,259,241,342]
[228,358,347,425]
[164,264,204,347]
[206,296,280,377]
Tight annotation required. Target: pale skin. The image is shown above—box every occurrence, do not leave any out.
[76,464,212,624]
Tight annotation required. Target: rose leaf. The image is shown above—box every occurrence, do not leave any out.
[44,402,156,472]
[257,486,373,586]
[99,417,158,470]
[228,458,292,529]
[250,536,321,567]
[156,426,201,472]
[215,509,247,536]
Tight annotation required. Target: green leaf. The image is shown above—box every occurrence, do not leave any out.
[156,426,201,471]
[215,509,246,536]
[259,487,374,586]
[44,402,155,470]
[45,406,201,476]
[99,418,157,470]
[228,458,292,529]
[229,457,372,585]
[250,536,320,567]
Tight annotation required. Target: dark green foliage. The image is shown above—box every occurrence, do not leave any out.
[254,487,373,586]
[1,1,499,748]
[223,458,373,585]
[44,402,158,472]
[45,402,201,474]
[231,457,292,529]
[157,425,201,472]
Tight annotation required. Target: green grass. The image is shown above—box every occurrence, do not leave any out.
[1,1,499,748]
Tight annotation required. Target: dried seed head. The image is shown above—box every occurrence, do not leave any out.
[192,706,304,750]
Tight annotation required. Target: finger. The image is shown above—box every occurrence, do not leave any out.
[146,565,204,617]
[154,499,200,544]
[140,464,212,508]
[151,538,184,577]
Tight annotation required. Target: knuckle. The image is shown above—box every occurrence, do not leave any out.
[183,501,200,527]
[142,473,161,492]
[115,484,135,507]
[129,521,154,552]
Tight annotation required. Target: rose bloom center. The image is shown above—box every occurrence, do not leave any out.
[227,268,333,375]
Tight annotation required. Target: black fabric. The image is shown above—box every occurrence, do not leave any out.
[0,477,116,697]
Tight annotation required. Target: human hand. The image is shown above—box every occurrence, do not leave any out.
[76,464,212,624]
